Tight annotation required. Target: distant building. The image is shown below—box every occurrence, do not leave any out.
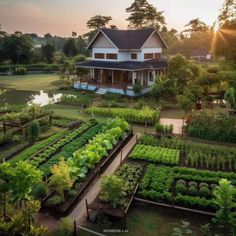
[190,49,212,61]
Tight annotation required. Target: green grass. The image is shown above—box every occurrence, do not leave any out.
[0,74,60,91]
[79,206,213,236]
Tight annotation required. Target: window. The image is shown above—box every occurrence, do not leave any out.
[131,53,137,60]
[106,53,118,60]
[94,53,105,59]
[144,53,154,59]
[154,53,161,59]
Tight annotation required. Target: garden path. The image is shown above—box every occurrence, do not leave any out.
[159,118,184,135]
[69,134,138,224]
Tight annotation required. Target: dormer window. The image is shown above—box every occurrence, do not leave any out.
[131,53,137,60]
[95,53,105,59]
[106,53,117,60]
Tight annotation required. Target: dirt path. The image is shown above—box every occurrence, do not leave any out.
[69,135,138,224]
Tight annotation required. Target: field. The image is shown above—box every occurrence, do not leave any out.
[0,74,60,91]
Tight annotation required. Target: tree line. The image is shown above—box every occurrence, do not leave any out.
[0,0,235,65]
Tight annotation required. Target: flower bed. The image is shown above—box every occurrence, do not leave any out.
[129,144,180,165]
[84,106,159,125]
[138,165,236,211]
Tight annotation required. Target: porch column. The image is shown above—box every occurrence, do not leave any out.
[112,70,114,83]
[141,71,144,86]
[132,71,135,85]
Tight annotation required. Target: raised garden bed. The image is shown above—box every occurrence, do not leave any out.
[42,131,134,216]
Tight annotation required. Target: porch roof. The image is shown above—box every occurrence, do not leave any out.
[76,59,167,71]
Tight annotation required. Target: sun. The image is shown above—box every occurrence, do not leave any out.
[214,23,219,33]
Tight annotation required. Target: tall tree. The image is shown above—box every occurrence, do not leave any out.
[2,35,33,64]
[183,18,209,35]
[41,43,55,63]
[63,38,78,57]
[87,15,112,30]
[126,0,166,30]
[218,0,236,25]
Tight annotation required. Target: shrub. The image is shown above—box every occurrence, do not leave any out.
[28,120,40,142]
[99,174,127,208]
[68,189,77,198]
[58,217,73,236]
[48,195,63,206]
[176,179,186,185]
[210,183,218,190]
[33,183,48,199]
[14,66,27,75]
[188,186,198,196]
[133,81,142,95]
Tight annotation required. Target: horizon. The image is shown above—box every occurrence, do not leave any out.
[0,0,224,37]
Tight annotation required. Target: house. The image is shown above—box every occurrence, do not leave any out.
[75,28,168,95]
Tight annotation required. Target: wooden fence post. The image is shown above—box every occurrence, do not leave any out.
[85,199,90,221]
[73,220,77,236]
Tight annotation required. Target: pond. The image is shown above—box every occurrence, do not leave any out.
[0,89,63,106]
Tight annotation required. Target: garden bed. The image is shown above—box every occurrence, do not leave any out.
[42,131,134,216]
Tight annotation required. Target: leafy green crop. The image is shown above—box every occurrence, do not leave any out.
[130,144,180,165]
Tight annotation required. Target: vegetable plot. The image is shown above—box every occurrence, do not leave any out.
[139,165,236,210]
[85,106,159,125]
[130,144,180,165]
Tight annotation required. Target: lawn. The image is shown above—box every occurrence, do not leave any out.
[79,206,211,236]
[0,74,60,91]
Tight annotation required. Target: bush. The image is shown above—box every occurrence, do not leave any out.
[33,183,48,199]
[58,217,73,236]
[14,66,27,75]
[48,195,63,206]
[188,181,198,187]
[68,189,77,198]
[28,120,40,142]
[176,179,186,185]
[199,182,209,188]
[188,186,198,196]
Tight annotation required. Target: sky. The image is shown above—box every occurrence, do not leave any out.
[0,0,225,37]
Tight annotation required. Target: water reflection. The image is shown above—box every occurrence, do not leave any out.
[28,90,62,106]
[0,89,62,106]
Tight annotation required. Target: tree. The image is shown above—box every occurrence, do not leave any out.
[2,35,33,64]
[6,161,43,204]
[183,18,208,35]
[224,87,236,109]
[28,120,39,142]
[168,54,200,91]
[218,0,236,25]
[126,0,166,30]
[87,15,112,30]
[151,76,170,101]
[49,158,73,201]
[63,38,78,57]
[213,179,236,234]
[177,94,193,115]
[99,175,127,208]
[41,43,55,63]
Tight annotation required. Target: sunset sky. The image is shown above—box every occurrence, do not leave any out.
[0,0,224,37]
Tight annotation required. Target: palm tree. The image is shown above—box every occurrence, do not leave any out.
[224,87,236,110]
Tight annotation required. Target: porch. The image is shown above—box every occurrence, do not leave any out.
[75,59,168,96]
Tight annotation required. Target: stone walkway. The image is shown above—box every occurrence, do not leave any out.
[159,118,184,135]
[70,135,137,224]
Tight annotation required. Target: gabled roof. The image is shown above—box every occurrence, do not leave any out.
[87,29,168,50]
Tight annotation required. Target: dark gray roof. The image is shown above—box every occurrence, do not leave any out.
[76,59,167,71]
[88,29,167,50]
